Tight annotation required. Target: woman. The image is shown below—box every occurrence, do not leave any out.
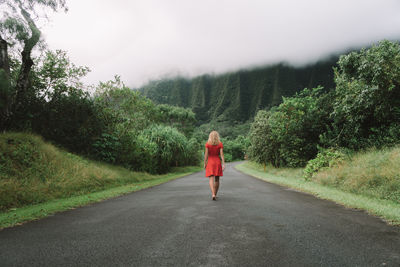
[204,131,225,200]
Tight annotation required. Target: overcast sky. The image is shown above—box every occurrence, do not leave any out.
[41,0,400,88]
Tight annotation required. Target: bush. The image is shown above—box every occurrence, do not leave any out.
[222,135,250,162]
[223,153,233,162]
[92,133,121,163]
[186,137,202,166]
[249,87,333,167]
[303,148,348,180]
[126,134,158,173]
[139,125,192,173]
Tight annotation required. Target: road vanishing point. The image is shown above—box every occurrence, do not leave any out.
[0,162,399,266]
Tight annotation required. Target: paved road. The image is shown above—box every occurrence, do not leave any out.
[0,162,399,266]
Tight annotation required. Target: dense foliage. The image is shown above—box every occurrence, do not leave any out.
[249,86,333,167]
[140,59,337,127]
[325,40,400,149]
[249,40,400,168]
[156,104,196,137]
[221,135,251,162]
[92,77,199,173]
[303,148,348,180]
[2,50,200,174]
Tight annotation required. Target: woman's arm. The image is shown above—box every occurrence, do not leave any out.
[204,147,208,169]
[220,148,225,171]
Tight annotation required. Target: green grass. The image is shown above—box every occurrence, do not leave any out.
[0,166,200,229]
[312,147,400,203]
[0,132,202,229]
[236,161,400,225]
[0,132,200,210]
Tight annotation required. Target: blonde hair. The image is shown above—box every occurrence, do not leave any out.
[207,131,221,145]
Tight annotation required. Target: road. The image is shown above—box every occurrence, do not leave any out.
[0,162,399,266]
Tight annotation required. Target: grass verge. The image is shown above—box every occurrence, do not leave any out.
[0,166,201,230]
[312,147,400,203]
[236,161,400,226]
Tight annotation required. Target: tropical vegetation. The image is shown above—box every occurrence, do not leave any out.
[0,1,201,176]
[248,40,400,168]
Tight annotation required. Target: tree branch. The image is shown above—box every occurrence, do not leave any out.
[13,2,41,111]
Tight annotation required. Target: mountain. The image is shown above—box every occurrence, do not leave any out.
[138,56,338,124]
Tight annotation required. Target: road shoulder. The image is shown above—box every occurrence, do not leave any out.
[235,161,400,226]
[0,167,202,230]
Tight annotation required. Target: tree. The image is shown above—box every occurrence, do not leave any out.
[249,87,333,167]
[0,0,67,129]
[94,76,159,137]
[156,104,196,137]
[24,50,99,153]
[327,40,400,149]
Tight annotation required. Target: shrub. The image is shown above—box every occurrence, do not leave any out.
[222,135,250,162]
[186,137,202,166]
[303,148,348,180]
[92,133,121,163]
[139,125,190,173]
[249,87,333,167]
[223,153,233,162]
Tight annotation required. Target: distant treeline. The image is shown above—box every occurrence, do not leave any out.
[139,57,337,124]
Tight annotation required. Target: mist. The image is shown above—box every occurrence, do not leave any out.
[42,0,400,87]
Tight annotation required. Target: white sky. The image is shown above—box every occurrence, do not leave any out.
[41,0,400,87]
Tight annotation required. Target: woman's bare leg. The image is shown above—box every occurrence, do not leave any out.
[214,176,220,196]
[209,176,216,198]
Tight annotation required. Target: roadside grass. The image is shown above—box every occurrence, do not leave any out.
[0,132,202,229]
[236,161,400,225]
[0,166,200,229]
[0,132,200,210]
[312,147,400,203]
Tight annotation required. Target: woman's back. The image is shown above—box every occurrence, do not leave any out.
[206,142,223,157]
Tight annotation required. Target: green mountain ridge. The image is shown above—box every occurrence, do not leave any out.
[138,57,338,124]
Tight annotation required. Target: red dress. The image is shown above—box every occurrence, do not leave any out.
[205,142,223,177]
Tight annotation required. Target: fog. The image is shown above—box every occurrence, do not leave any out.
[42,0,400,87]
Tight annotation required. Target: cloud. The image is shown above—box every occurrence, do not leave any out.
[42,0,400,87]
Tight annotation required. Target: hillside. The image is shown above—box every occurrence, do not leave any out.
[139,57,338,124]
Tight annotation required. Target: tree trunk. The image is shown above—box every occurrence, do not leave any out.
[0,34,10,78]
[13,5,41,114]
[0,4,41,130]
[0,34,11,130]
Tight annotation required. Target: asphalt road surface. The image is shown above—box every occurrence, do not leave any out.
[1,162,399,266]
